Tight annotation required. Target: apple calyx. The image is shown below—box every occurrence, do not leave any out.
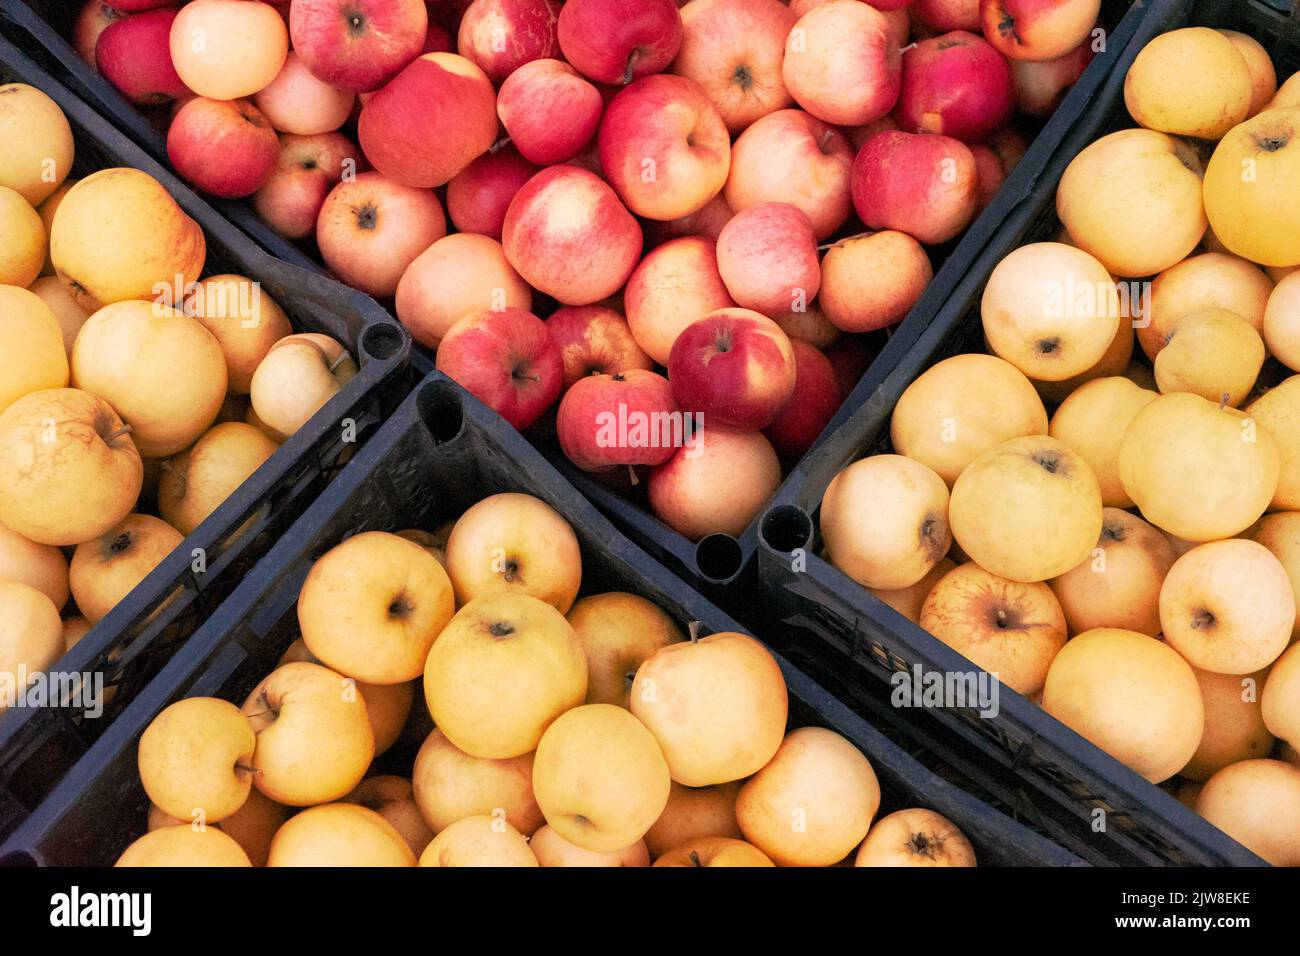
[688,850,704,867]
[1035,336,1061,356]
[1032,452,1061,475]
[1190,608,1217,631]
[906,831,939,858]
[1254,133,1291,153]
[731,63,754,93]
[343,8,368,37]
[387,591,415,620]
[354,204,378,231]
[106,531,134,557]
[488,621,516,639]
[996,11,1022,45]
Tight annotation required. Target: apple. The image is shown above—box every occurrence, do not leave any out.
[530,826,649,867]
[1180,666,1273,782]
[1204,107,1300,269]
[418,815,539,866]
[715,203,820,317]
[445,148,539,241]
[268,803,416,866]
[167,97,280,199]
[643,780,742,857]
[252,131,364,240]
[242,661,375,805]
[71,300,228,458]
[0,84,73,208]
[253,51,355,135]
[1195,759,1300,867]
[647,426,781,540]
[0,522,69,610]
[1049,377,1157,509]
[630,631,787,787]
[643,193,733,247]
[502,165,643,306]
[0,188,44,289]
[782,1,901,126]
[1011,39,1095,117]
[821,231,933,333]
[566,592,684,708]
[316,171,447,297]
[912,0,979,32]
[95,7,187,106]
[1058,129,1207,278]
[146,786,288,867]
[1219,30,1277,117]
[1263,642,1300,748]
[68,512,181,623]
[299,531,454,684]
[497,59,602,166]
[357,53,497,188]
[340,776,437,855]
[856,809,978,867]
[896,31,1014,143]
[723,109,853,241]
[116,826,251,867]
[772,303,840,350]
[736,726,880,867]
[980,0,1099,62]
[673,0,795,133]
[457,0,561,83]
[423,593,588,759]
[556,0,683,85]
[1155,309,1265,408]
[169,0,288,100]
[137,697,255,824]
[653,836,772,867]
[624,236,734,366]
[1143,252,1272,362]
[763,339,841,459]
[184,273,295,395]
[247,332,355,440]
[1124,27,1252,141]
[395,233,532,348]
[852,131,979,245]
[412,727,544,834]
[1251,513,1300,642]
[598,74,730,221]
[0,581,63,712]
[557,371,678,471]
[73,1,125,66]
[821,454,952,591]
[289,0,427,92]
[1248,377,1300,511]
[0,286,67,412]
[546,305,653,388]
[980,242,1121,382]
[158,423,276,536]
[533,703,671,852]
[434,308,563,431]
[871,557,957,626]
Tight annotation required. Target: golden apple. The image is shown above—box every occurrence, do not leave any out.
[1246,376,1300,511]
[1265,271,1300,372]
[1220,30,1277,116]
[249,333,357,438]
[299,531,455,684]
[854,808,977,867]
[138,697,255,824]
[1143,252,1272,361]
[0,580,63,711]
[820,454,952,591]
[69,514,184,624]
[870,557,956,626]
[0,520,69,610]
[184,274,294,394]
[418,815,538,867]
[567,592,684,708]
[61,615,91,652]
[1123,27,1252,139]
[341,776,435,857]
[1032,318,1135,406]
[1049,377,1157,508]
[0,285,69,414]
[35,179,75,276]
[0,83,73,205]
[1250,511,1300,639]
[1154,308,1265,407]
[1182,667,1274,782]
[268,803,416,867]
[1262,642,1300,747]
[529,825,649,867]
[642,780,743,859]
[444,493,582,613]
[27,276,90,356]
[158,422,279,536]
[652,836,773,867]
[0,186,45,286]
[424,593,587,759]
[1195,759,1300,866]
[631,631,787,787]
[410,728,544,835]
[115,825,251,867]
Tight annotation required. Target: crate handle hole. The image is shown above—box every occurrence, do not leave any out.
[360,322,406,362]
[760,504,813,554]
[695,534,743,583]
[417,380,465,444]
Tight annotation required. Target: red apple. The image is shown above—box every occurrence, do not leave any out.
[95,7,187,105]
[782,0,901,126]
[497,59,602,166]
[598,74,730,221]
[501,165,643,305]
[624,236,735,366]
[289,0,428,92]
[547,305,654,388]
[980,0,1100,62]
[763,338,841,459]
[724,108,853,241]
[851,130,978,245]
[895,31,1014,143]
[647,425,781,540]
[1010,38,1095,117]
[358,53,498,188]
[557,370,678,471]
[252,131,365,238]
[456,0,561,84]
[971,143,1007,211]
[667,307,797,430]
[75,2,126,66]
[445,148,539,240]
[434,307,563,430]
[715,203,821,317]
[166,97,280,198]
[556,0,683,86]
[316,171,447,296]
[253,50,355,134]
[672,0,795,134]
[643,193,733,248]
[912,0,980,32]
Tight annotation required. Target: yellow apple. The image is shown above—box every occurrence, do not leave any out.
[1143,252,1272,361]
[241,661,375,806]
[341,776,435,857]
[1220,30,1277,116]
[529,825,649,867]
[115,825,251,867]
[138,697,255,824]
[249,333,357,438]
[1195,759,1300,866]
[444,492,582,612]
[410,728,544,835]
[424,593,587,759]
[0,187,45,287]
[642,780,743,859]
[736,726,880,867]
[69,514,184,624]
[854,808,977,867]
[35,179,75,276]
[1049,377,1157,508]
[1118,392,1278,541]
[183,274,294,395]
[567,592,684,708]
[1154,308,1265,407]
[267,803,416,867]
[0,580,63,711]
[820,454,952,591]
[0,520,68,610]
[1042,627,1203,783]
[1123,27,1252,139]
[158,422,279,536]
[0,285,69,414]
[631,631,787,787]
[1262,642,1300,747]
[1265,270,1300,371]
[1246,376,1300,511]
[870,557,956,626]
[1182,667,1274,782]
[0,83,73,205]
[890,354,1048,486]
[418,814,539,867]
[652,836,773,867]
[532,703,671,853]
[27,276,90,356]
[299,531,455,684]
[1032,317,1136,406]
[1250,512,1300,639]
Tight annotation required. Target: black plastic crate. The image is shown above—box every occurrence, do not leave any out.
[3,0,1148,608]
[0,34,410,843]
[0,374,1082,867]
[755,0,1299,866]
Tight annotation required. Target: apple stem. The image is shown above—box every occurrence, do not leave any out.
[626,464,639,487]
[489,135,513,155]
[234,762,258,776]
[621,49,640,86]
[688,621,701,643]
[899,42,917,54]
[1218,392,1230,411]
[817,231,872,253]
[104,424,133,442]
[328,351,350,373]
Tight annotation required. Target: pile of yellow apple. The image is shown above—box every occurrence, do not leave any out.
[117,492,976,867]
[818,26,1300,866]
[0,82,357,694]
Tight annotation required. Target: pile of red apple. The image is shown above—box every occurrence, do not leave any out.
[73,0,1103,541]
